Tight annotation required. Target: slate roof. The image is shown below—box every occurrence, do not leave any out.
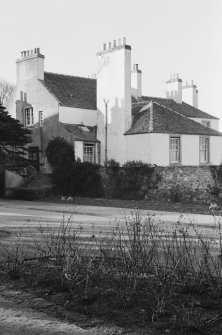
[126,101,222,136]
[62,123,98,142]
[39,72,97,110]
[134,96,219,120]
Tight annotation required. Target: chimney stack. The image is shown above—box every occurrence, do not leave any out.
[166,73,182,104]
[16,47,45,82]
[182,80,198,108]
[131,63,142,98]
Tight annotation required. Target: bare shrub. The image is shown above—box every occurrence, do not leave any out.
[2,208,222,329]
[0,231,26,278]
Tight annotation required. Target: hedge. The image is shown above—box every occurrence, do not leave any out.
[6,185,54,200]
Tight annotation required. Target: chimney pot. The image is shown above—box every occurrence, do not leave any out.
[118,38,121,46]
[27,50,30,56]
[108,42,112,49]
[122,37,126,45]
[24,51,26,57]
[37,48,40,54]
[103,43,106,51]
[113,40,117,48]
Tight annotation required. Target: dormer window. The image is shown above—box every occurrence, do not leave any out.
[202,120,210,128]
[25,107,34,126]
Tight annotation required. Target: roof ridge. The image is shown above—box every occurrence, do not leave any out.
[148,102,154,132]
[182,101,219,119]
[153,101,222,136]
[140,96,218,119]
[44,71,96,81]
[152,100,188,119]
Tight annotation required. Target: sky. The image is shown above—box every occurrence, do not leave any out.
[1,0,222,127]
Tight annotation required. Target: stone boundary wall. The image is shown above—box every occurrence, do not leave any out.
[101,165,217,204]
[152,166,216,203]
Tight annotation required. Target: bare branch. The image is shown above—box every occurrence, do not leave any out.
[0,79,15,106]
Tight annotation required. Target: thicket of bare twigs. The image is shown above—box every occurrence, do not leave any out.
[1,210,222,332]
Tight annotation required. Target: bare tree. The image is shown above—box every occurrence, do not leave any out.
[0,79,15,106]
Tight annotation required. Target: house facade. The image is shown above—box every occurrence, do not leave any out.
[6,40,222,170]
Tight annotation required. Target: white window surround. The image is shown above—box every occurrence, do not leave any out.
[170,137,180,164]
[83,143,95,163]
[25,107,34,126]
[200,136,209,164]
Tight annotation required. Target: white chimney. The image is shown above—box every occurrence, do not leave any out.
[182,80,198,108]
[166,73,182,104]
[131,64,142,98]
[16,48,45,83]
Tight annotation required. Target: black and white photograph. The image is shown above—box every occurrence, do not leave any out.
[0,0,222,334]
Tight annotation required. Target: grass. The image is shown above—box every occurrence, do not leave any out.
[1,210,222,334]
[42,195,215,215]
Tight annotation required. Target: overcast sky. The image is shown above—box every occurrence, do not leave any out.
[1,0,222,127]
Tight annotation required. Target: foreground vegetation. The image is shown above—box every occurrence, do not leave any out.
[1,211,222,334]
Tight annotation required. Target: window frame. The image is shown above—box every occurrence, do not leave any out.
[169,135,181,165]
[39,111,43,127]
[83,143,96,163]
[199,136,210,164]
[24,107,34,127]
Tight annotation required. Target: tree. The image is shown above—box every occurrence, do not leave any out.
[0,103,32,168]
[0,78,15,106]
[45,137,75,168]
[45,137,75,194]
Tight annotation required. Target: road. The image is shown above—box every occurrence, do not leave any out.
[0,199,221,246]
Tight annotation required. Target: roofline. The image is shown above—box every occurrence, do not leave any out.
[38,79,62,104]
[62,123,99,142]
[59,104,97,110]
[182,101,219,120]
[44,71,96,81]
[124,131,222,137]
[136,96,219,120]
[41,72,97,109]
[127,100,222,136]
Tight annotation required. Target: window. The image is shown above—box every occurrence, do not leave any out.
[83,144,95,163]
[202,120,210,128]
[28,146,40,170]
[39,111,43,126]
[170,137,180,163]
[25,107,34,126]
[200,137,209,163]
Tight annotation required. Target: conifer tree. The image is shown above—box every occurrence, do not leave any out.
[0,102,31,168]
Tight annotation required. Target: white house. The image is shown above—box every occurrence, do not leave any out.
[6,39,222,170]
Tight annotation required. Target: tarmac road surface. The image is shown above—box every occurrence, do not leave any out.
[0,199,221,245]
